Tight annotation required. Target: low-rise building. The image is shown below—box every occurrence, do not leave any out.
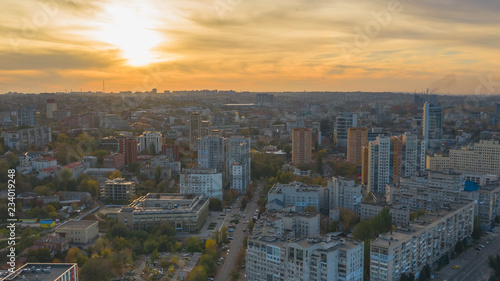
[103,153,125,169]
[55,220,99,245]
[359,202,411,227]
[117,193,209,231]
[1,263,77,281]
[33,235,70,254]
[267,182,324,213]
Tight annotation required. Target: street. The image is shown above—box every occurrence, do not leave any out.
[215,187,260,281]
[436,228,499,281]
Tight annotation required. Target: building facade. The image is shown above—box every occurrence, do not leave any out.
[226,137,251,192]
[292,128,312,165]
[347,127,368,164]
[335,112,358,147]
[3,126,52,151]
[197,136,224,173]
[180,168,223,200]
[423,102,443,149]
[138,131,163,154]
[100,178,136,201]
[55,220,99,245]
[118,137,138,166]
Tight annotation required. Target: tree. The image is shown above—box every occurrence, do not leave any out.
[209,198,222,211]
[80,257,113,281]
[109,169,122,179]
[185,236,203,253]
[186,266,207,281]
[154,166,162,186]
[304,206,318,213]
[221,226,229,244]
[472,216,483,240]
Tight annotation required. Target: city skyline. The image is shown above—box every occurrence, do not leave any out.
[1,0,499,94]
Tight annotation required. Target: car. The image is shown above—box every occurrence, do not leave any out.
[228,236,233,240]
[243,228,246,232]
[476,247,481,250]
[479,244,485,248]
[222,246,227,250]
[452,265,460,269]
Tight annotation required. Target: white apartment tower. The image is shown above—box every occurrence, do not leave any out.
[180,168,223,200]
[137,131,163,154]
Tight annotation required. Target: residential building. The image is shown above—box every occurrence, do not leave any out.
[226,137,251,192]
[198,136,224,173]
[103,153,125,169]
[3,126,52,151]
[347,127,368,164]
[32,157,57,171]
[180,168,223,200]
[358,202,410,227]
[33,234,69,254]
[267,182,324,213]
[292,128,312,165]
[327,177,362,213]
[335,112,357,147]
[256,93,274,107]
[1,263,78,281]
[55,220,99,244]
[138,131,163,154]
[246,211,364,281]
[118,137,138,165]
[423,102,443,149]
[190,112,201,151]
[366,134,425,194]
[16,105,37,127]
[370,201,474,281]
[117,193,209,231]
[428,140,500,176]
[62,162,85,179]
[46,99,57,119]
[161,144,180,161]
[100,178,136,201]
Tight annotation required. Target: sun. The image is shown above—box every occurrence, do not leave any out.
[96,4,163,66]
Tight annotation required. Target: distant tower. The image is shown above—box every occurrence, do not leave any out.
[347,127,368,164]
[46,99,57,120]
[292,128,312,165]
[423,102,443,150]
[190,112,201,151]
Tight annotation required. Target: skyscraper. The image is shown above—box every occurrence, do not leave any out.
[292,128,312,165]
[335,112,357,147]
[189,112,201,151]
[347,127,368,164]
[198,136,224,173]
[423,102,443,149]
[226,137,251,192]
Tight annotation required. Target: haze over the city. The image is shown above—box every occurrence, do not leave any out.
[1,0,499,94]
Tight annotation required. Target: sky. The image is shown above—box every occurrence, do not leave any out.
[0,0,499,94]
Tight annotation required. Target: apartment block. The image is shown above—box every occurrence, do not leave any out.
[226,137,251,192]
[198,136,224,173]
[100,178,136,201]
[117,193,209,231]
[292,128,312,165]
[3,126,52,151]
[267,182,324,213]
[370,201,474,281]
[180,168,223,200]
[189,112,201,151]
[138,131,163,154]
[347,127,368,164]
[335,112,358,147]
[118,137,138,165]
[358,202,410,227]
[327,177,362,213]
[423,102,443,149]
[16,105,37,127]
[247,212,364,281]
[103,153,125,169]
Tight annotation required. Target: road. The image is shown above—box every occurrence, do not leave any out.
[215,187,260,281]
[436,228,499,281]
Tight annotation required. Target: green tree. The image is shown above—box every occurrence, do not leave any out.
[472,216,483,240]
[109,169,122,179]
[221,226,229,244]
[185,236,203,253]
[80,257,113,281]
[154,166,162,186]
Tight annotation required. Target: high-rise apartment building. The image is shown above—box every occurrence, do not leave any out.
[16,105,37,127]
[247,211,364,281]
[138,131,163,154]
[366,134,425,194]
[180,168,223,200]
[256,93,274,107]
[347,127,368,164]
[423,102,443,149]
[118,137,138,166]
[226,137,251,192]
[335,112,357,147]
[327,177,363,213]
[189,112,201,151]
[198,136,224,173]
[201,120,211,137]
[370,201,474,281]
[292,128,312,165]
[46,99,57,119]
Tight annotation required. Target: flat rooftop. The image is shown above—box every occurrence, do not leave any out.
[57,220,97,230]
[1,263,76,281]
